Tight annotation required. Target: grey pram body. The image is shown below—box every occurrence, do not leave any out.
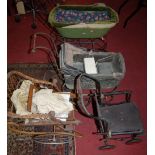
[59,43,126,89]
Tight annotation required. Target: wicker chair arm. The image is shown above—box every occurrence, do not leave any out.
[7,70,61,92]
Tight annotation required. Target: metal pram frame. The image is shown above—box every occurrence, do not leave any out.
[76,73,144,150]
[31,32,125,91]
[30,32,144,151]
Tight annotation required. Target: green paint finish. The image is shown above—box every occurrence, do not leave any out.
[48,3,119,38]
[56,27,110,38]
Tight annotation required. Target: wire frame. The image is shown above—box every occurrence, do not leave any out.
[33,135,75,155]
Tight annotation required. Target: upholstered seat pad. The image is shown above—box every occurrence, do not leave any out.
[98,102,144,134]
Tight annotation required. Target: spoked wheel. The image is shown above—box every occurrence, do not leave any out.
[33,135,73,145]
[125,138,142,145]
[98,144,115,150]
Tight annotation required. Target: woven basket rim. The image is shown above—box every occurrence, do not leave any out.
[7,70,75,122]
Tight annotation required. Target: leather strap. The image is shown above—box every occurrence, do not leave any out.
[27,84,35,112]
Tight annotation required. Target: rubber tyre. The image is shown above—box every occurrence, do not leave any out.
[98,144,115,150]
[125,138,142,145]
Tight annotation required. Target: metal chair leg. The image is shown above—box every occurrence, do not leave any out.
[123,3,141,28]
[123,0,146,28]
[118,0,129,14]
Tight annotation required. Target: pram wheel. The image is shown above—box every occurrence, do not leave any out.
[125,138,142,145]
[98,144,115,150]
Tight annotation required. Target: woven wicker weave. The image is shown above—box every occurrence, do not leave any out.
[7,71,81,155]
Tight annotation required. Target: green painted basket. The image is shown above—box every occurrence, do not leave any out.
[48,3,119,38]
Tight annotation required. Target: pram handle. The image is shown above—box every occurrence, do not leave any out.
[76,73,101,94]
[75,73,102,118]
[31,32,58,58]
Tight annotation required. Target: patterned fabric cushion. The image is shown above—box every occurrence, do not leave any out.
[55,8,110,24]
